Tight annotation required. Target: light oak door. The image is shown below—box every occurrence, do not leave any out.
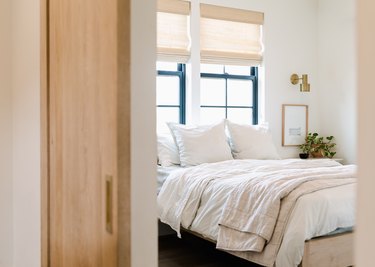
[41,0,130,266]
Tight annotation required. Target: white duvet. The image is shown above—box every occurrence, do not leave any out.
[158,159,356,267]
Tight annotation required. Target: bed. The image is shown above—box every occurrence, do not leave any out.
[157,120,356,267]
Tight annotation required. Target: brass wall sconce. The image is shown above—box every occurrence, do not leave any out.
[290,73,310,92]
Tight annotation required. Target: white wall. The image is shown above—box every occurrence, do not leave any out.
[194,0,320,159]
[317,0,356,164]
[0,1,41,266]
[131,0,158,266]
[356,1,375,265]
[0,0,14,266]
[11,0,41,266]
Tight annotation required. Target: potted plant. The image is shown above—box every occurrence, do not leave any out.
[320,135,336,158]
[299,142,311,159]
[299,133,337,159]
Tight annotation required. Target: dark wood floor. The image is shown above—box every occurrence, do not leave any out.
[159,232,262,267]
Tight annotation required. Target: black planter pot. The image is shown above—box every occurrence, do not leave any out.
[299,153,309,159]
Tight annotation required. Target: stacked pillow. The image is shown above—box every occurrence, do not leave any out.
[226,120,280,160]
[167,120,233,167]
[157,133,181,167]
[157,120,280,167]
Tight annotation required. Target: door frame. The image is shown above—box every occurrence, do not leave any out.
[40,0,48,265]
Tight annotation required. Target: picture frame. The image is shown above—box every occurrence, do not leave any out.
[282,104,308,146]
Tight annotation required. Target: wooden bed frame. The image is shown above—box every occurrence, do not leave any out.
[182,228,354,267]
[300,231,353,267]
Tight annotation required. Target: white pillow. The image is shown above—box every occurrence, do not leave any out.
[168,121,233,167]
[157,133,181,167]
[226,120,280,160]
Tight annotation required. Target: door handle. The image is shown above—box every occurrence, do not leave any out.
[106,175,113,234]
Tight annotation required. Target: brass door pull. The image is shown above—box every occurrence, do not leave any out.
[106,175,113,234]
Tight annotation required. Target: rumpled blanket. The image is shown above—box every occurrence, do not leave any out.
[158,159,356,267]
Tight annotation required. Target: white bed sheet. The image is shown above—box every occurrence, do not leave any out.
[158,159,356,267]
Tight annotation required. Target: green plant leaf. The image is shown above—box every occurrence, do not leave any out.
[300,132,337,158]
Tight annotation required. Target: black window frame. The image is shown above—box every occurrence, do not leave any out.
[200,66,258,125]
[157,63,186,124]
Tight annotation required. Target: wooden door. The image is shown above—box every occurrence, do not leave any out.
[41,0,130,266]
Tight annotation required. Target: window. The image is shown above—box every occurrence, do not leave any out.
[200,64,258,125]
[156,3,263,129]
[156,62,186,132]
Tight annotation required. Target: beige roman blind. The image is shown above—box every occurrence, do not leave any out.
[157,0,191,62]
[200,4,264,66]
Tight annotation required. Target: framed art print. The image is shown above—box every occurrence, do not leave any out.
[282,104,308,146]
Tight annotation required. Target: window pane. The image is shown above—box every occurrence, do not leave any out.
[201,64,224,74]
[201,78,226,106]
[157,76,180,105]
[157,107,180,133]
[225,65,251,76]
[200,107,226,124]
[227,108,253,124]
[157,61,177,71]
[227,79,253,106]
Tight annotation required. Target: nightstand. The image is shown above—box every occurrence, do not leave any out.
[304,158,344,163]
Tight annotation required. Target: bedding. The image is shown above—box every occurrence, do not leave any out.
[168,120,233,166]
[157,133,181,167]
[226,120,280,160]
[157,159,356,267]
[157,165,185,194]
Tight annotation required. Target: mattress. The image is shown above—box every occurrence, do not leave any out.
[158,159,356,267]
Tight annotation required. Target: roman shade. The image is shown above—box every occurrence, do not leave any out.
[157,0,191,62]
[200,4,264,66]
